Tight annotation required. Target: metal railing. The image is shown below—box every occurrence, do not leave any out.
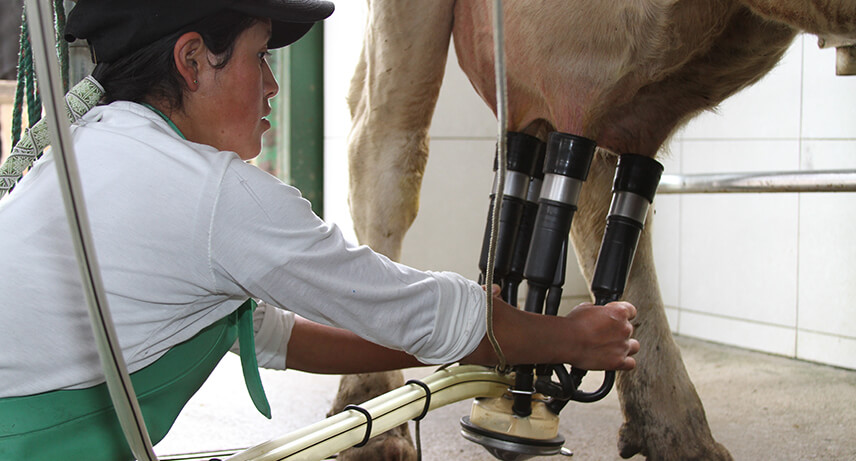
[658,169,856,194]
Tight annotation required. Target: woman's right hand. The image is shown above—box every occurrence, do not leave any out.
[464,296,640,371]
[559,301,639,371]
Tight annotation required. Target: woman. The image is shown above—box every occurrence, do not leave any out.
[0,0,639,459]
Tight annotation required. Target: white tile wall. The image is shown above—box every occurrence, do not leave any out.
[798,330,856,371]
[801,38,856,139]
[323,1,367,142]
[797,141,856,339]
[325,7,856,370]
[661,35,856,369]
[663,306,680,332]
[322,136,357,244]
[399,139,495,280]
[323,1,368,245]
[650,144,682,310]
[680,36,804,140]
[677,140,800,327]
[680,310,797,357]
[430,46,497,140]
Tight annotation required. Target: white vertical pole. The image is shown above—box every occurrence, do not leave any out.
[23,1,158,459]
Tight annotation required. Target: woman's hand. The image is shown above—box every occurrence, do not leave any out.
[462,295,640,371]
[560,301,639,371]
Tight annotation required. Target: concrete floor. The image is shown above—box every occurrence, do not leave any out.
[156,336,856,460]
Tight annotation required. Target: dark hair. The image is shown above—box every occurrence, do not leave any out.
[92,12,258,112]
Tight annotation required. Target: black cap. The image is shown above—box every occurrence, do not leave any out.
[65,0,335,63]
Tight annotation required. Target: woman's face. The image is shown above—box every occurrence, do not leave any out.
[190,20,279,160]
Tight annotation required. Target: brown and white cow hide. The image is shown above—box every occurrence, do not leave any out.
[339,1,856,460]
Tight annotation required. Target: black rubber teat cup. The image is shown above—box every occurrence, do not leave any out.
[590,154,664,304]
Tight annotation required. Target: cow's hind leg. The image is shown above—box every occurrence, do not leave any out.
[571,152,731,461]
[339,1,457,459]
[347,0,457,260]
[329,372,415,461]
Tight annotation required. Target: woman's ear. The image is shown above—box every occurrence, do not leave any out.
[173,32,206,90]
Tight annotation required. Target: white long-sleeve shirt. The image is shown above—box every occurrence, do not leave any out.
[0,102,486,398]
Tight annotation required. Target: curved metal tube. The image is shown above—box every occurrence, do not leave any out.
[225,366,514,461]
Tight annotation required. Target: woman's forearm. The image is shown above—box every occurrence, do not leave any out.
[285,294,638,375]
[285,316,423,374]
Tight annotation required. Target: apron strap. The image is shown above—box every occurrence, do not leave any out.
[236,298,271,418]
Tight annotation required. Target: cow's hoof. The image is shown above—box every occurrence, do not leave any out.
[617,422,644,458]
[336,427,417,461]
[330,372,416,460]
[617,421,733,461]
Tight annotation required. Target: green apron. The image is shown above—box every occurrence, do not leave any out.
[0,299,270,461]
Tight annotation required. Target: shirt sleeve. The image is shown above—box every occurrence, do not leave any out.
[209,160,487,365]
[229,301,295,370]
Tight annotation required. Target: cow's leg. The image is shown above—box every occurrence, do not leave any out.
[328,373,416,461]
[347,0,456,260]
[577,14,793,458]
[571,152,732,461]
[340,1,456,459]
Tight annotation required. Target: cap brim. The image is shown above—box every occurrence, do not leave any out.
[231,0,334,48]
[269,21,315,49]
[233,0,334,23]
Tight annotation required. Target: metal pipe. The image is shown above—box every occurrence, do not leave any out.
[657,170,856,194]
[225,366,513,461]
[24,1,157,459]
[817,35,856,76]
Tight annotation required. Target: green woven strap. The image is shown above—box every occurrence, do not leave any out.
[0,75,103,199]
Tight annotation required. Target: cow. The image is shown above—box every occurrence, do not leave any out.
[338,1,856,460]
